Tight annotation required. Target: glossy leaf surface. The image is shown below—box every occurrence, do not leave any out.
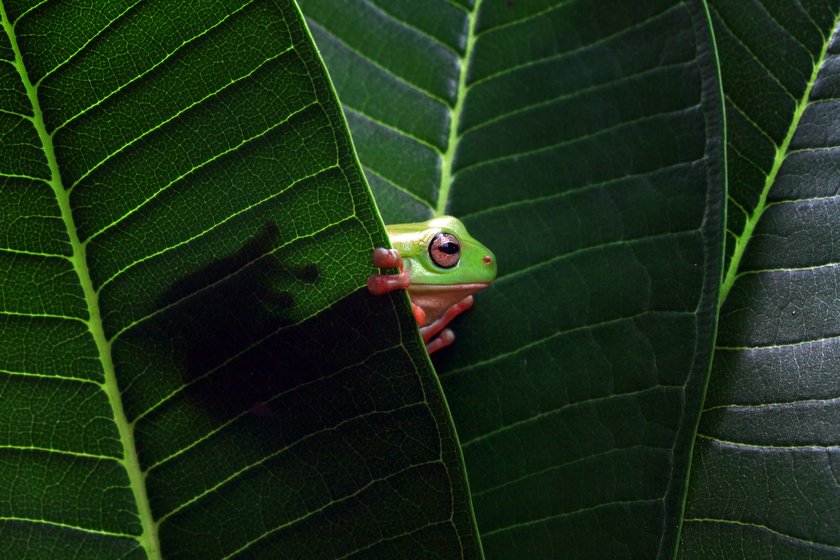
[301,1,725,558]
[680,2,840,557]
[0,0,480,558]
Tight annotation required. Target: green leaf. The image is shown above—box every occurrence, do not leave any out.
[0,1,480,558]
[301,0,725,557]
[680,2,840,556]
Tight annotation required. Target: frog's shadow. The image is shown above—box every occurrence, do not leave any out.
[154,222,321,419]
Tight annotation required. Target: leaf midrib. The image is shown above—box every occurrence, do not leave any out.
[436,0,482,216]
[718,15,840,306]
[0,3,160,558]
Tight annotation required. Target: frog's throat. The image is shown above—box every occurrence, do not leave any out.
[407,283,490,325]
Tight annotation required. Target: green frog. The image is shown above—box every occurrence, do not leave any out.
[368,216,497,353]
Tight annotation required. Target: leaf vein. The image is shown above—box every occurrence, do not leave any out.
[0,444,121,462]
[0,516,138,540]
[70,45,297,192]
[683,518,840,551]
[481,498,662,539]
[460,60,695,138]
[462,385,672,448]
[305,17,450,108]
[710,4,797,101]
[36,0,142,86]
[454,105,701,176]
[144,344,405,472]
[51,0,260,134]
[85,100,320,246]
[343,104,441,153]
[364,0,459,55]
[159,406,432,523]
[361,164,435,210]
[110,213,356,345]
[467,4,679,90]
[473,0,569,38]
[220,460,443,560]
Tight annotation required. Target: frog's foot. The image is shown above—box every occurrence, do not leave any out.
[368,247,424,326]
[420,295,474,354]
[367,248,410,295]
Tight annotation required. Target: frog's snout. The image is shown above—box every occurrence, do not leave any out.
[482,253,498,282]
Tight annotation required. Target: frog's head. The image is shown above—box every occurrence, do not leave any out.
[387,216,497,322]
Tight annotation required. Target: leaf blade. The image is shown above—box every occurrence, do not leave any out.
[302,0,726,557]
[0,0,481,557]
[681,2,840,556]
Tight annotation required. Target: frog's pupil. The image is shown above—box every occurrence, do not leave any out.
[440,242,459,254]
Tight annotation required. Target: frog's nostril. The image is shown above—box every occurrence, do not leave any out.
[483,256,493,264]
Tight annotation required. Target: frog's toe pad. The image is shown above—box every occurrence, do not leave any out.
[371,247,402,269]
[426,328,455,354]
[412,302,426,327]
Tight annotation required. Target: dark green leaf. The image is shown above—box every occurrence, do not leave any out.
[301,0,725,557]
[680,2,840,557]
[0,0,480,557]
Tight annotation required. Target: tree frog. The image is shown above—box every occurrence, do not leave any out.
[368,216,497,354]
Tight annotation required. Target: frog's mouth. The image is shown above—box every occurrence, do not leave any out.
[408,282,491,324]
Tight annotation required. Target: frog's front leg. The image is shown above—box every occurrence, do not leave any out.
[367,248,426,327]
[419,295,474,353]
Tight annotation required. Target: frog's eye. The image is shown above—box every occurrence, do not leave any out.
[429,232,460,268]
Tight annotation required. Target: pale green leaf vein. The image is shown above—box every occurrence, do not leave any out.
[1,2,161,556]
[0,107,31,119]
[482,498,662,539]
[0,367,99,385]
[10,0,50,26]
[460,60,695,138]
[343,104,441,152]
[0,246,69,259]
[70,45,297,191]
[0,172,49,182]
[719,11,840,305]
[97,157,334,295]
[472,445,651,498]
[158,404,432,523]
[86,100,321,247]
[51,0,260,134]
[696,433,839,451]
[495,228,699,285]
[467,4,679,90]
[462,385,673,449]
[111,213,357,346]
[362,164,435,210]
[435,0,477,215]
[725,94,779,147]
[0,516,138,540]
[144,344,404,473]
[682,518,840,552]
[454,105,701,177]
[36,0,141,85]
[703,395,840,413]
[710,4,796,101]
[473,0,570,38]
[440,311,669,380]
[461,160,700,220]
[735,260,840,279]
[305,18,450,107]
[0,309,85,323]
[716,332,840,351]
[0,444,120,462]
[334,521,452,560]
[363,0,459,56]
[221,460,443,560]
